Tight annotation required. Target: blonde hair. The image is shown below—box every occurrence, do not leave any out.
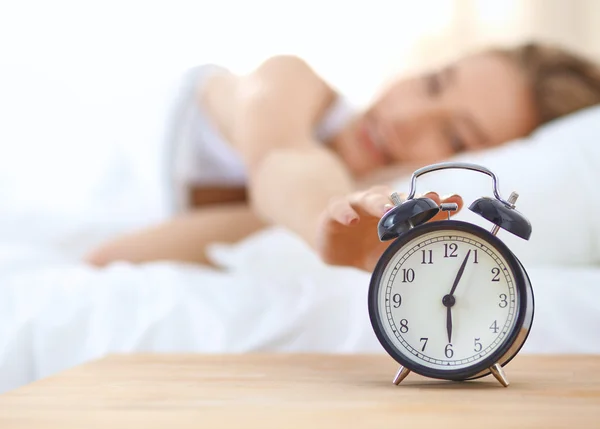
[496,42,600,126]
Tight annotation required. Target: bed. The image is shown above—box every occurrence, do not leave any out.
[1,224,600,395]
[0,90,599,394]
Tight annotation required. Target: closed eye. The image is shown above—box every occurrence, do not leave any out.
[450,134,467,153]
[445,123,467,153]
[425,72,442,96]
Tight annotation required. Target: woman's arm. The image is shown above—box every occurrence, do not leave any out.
[248,145,354,249]
[227,56,464,271]
[229,56,357,248]
[231,55,338,168]
[85,203,265,267]
[85,56,351,268]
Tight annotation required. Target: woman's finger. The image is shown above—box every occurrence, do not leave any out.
[327,196,359,226]
[423,191,441,205]
[351,187,397,218]
[362,192,395,217]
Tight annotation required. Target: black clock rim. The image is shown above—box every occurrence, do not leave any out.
[368,220,529,381]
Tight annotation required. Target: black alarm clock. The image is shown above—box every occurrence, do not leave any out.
[368,162,534,387]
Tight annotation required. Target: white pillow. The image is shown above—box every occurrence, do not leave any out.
[391,104,600,267]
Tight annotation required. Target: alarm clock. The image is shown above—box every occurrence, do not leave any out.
[368,162,534,387]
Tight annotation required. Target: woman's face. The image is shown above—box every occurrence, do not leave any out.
[335,52,539,177]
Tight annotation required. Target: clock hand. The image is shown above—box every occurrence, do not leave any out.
[449,249,471,297]
[443,249,471,345]
[446,306,452,344]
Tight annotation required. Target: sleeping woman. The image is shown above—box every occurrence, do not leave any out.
[85,42,600,272]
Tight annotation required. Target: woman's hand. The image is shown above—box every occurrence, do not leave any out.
[315,186,464,272]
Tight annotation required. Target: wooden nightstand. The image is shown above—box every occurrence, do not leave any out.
[0,354,598,428]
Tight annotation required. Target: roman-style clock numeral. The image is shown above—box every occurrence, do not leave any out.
[444,243,458,258]
[421,249,433,264]
[499,294,508,308]
[402,268,415,283]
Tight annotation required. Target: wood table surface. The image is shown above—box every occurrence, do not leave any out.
[0,353,598,428]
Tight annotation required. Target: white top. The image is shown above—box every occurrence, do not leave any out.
[165,64,356,209]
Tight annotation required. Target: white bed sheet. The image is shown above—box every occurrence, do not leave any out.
[0,226,599,394]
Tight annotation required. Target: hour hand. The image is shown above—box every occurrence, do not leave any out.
[448,249,471,296]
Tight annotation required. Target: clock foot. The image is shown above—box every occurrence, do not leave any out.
[490,363,509,387]
[392,366,411,385]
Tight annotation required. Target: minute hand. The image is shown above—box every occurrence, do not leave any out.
[449,249,471,296]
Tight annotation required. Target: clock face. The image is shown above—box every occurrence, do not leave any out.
[369,221,524,377]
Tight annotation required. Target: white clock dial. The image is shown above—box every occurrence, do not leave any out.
[376,228,519,371]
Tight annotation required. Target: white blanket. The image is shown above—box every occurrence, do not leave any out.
[1,223,599,394]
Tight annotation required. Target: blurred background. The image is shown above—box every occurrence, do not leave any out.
[0,0,599,234]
